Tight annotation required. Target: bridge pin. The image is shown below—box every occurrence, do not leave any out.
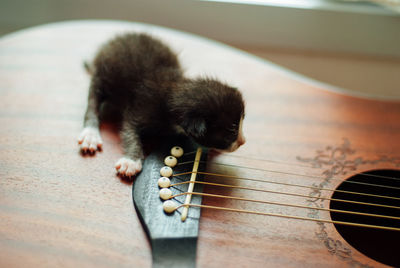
[170,146,184,158]
[159,188,172,200]
[158,177,171,188]
[160,166,173,177]
[163,200,177,213]
[164,156,177,167]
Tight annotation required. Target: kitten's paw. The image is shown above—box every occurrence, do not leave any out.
[78,127,103,154]
[115,157,142,178]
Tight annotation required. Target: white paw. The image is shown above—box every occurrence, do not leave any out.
[78,127,103,154]
[115,157,142,178]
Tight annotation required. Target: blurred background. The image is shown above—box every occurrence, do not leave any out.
[1,0,399,99]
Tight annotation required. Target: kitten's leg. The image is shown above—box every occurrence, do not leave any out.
[78,80,103,154]
[115,121,144,178]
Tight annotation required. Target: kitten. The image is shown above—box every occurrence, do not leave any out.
[78,33,245,178]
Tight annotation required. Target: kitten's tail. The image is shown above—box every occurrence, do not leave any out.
[83,61,94,76]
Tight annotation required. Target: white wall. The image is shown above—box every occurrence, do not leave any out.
[1,0,399,57]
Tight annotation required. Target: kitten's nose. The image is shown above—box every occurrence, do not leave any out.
[237,135,246,147]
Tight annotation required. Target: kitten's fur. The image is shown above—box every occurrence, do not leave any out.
[78,33,245,178]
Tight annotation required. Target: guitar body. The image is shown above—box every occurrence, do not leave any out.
[0,20,398,267]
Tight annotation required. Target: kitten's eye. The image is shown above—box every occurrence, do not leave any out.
[228,124,238,135]
[225,128,238,140]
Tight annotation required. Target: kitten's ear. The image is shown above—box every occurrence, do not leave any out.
[182,117,207,138]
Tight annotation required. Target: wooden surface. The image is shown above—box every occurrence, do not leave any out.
[0,20,399,268]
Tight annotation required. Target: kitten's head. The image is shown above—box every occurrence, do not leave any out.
[172,78,245,152]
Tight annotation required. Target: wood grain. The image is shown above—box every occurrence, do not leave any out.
[0,20,399,268]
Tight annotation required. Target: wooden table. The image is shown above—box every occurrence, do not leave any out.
[1,20,399,268]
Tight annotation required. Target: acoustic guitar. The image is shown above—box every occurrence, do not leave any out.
[0,20,399,268]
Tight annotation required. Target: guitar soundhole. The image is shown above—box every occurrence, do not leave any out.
[330,169,400,267]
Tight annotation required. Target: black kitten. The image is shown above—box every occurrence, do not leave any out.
[78,33,245,177]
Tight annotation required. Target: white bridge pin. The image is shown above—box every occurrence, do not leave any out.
[159,188,172,200]
[163,200,177,213]
[170,146,184,158]
[160,166,173,177]
[164,156,177,167]
[158,177,171,188]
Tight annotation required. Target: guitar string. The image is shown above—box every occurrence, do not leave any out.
[209,161,400,182]
[214,152,400,179]
[169,180,400,210]
[166,151,400,231]
[174,153,400,209]
[174,169,400,200]
[170,177,400,220]
[177,160,400,184]
[173,171,400,200]
[172,172,400,202]
[171,203,400,232]
[180,151,400,181]
[172,153,400,211]
[170,191,400,221]
[167,151,400,231]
